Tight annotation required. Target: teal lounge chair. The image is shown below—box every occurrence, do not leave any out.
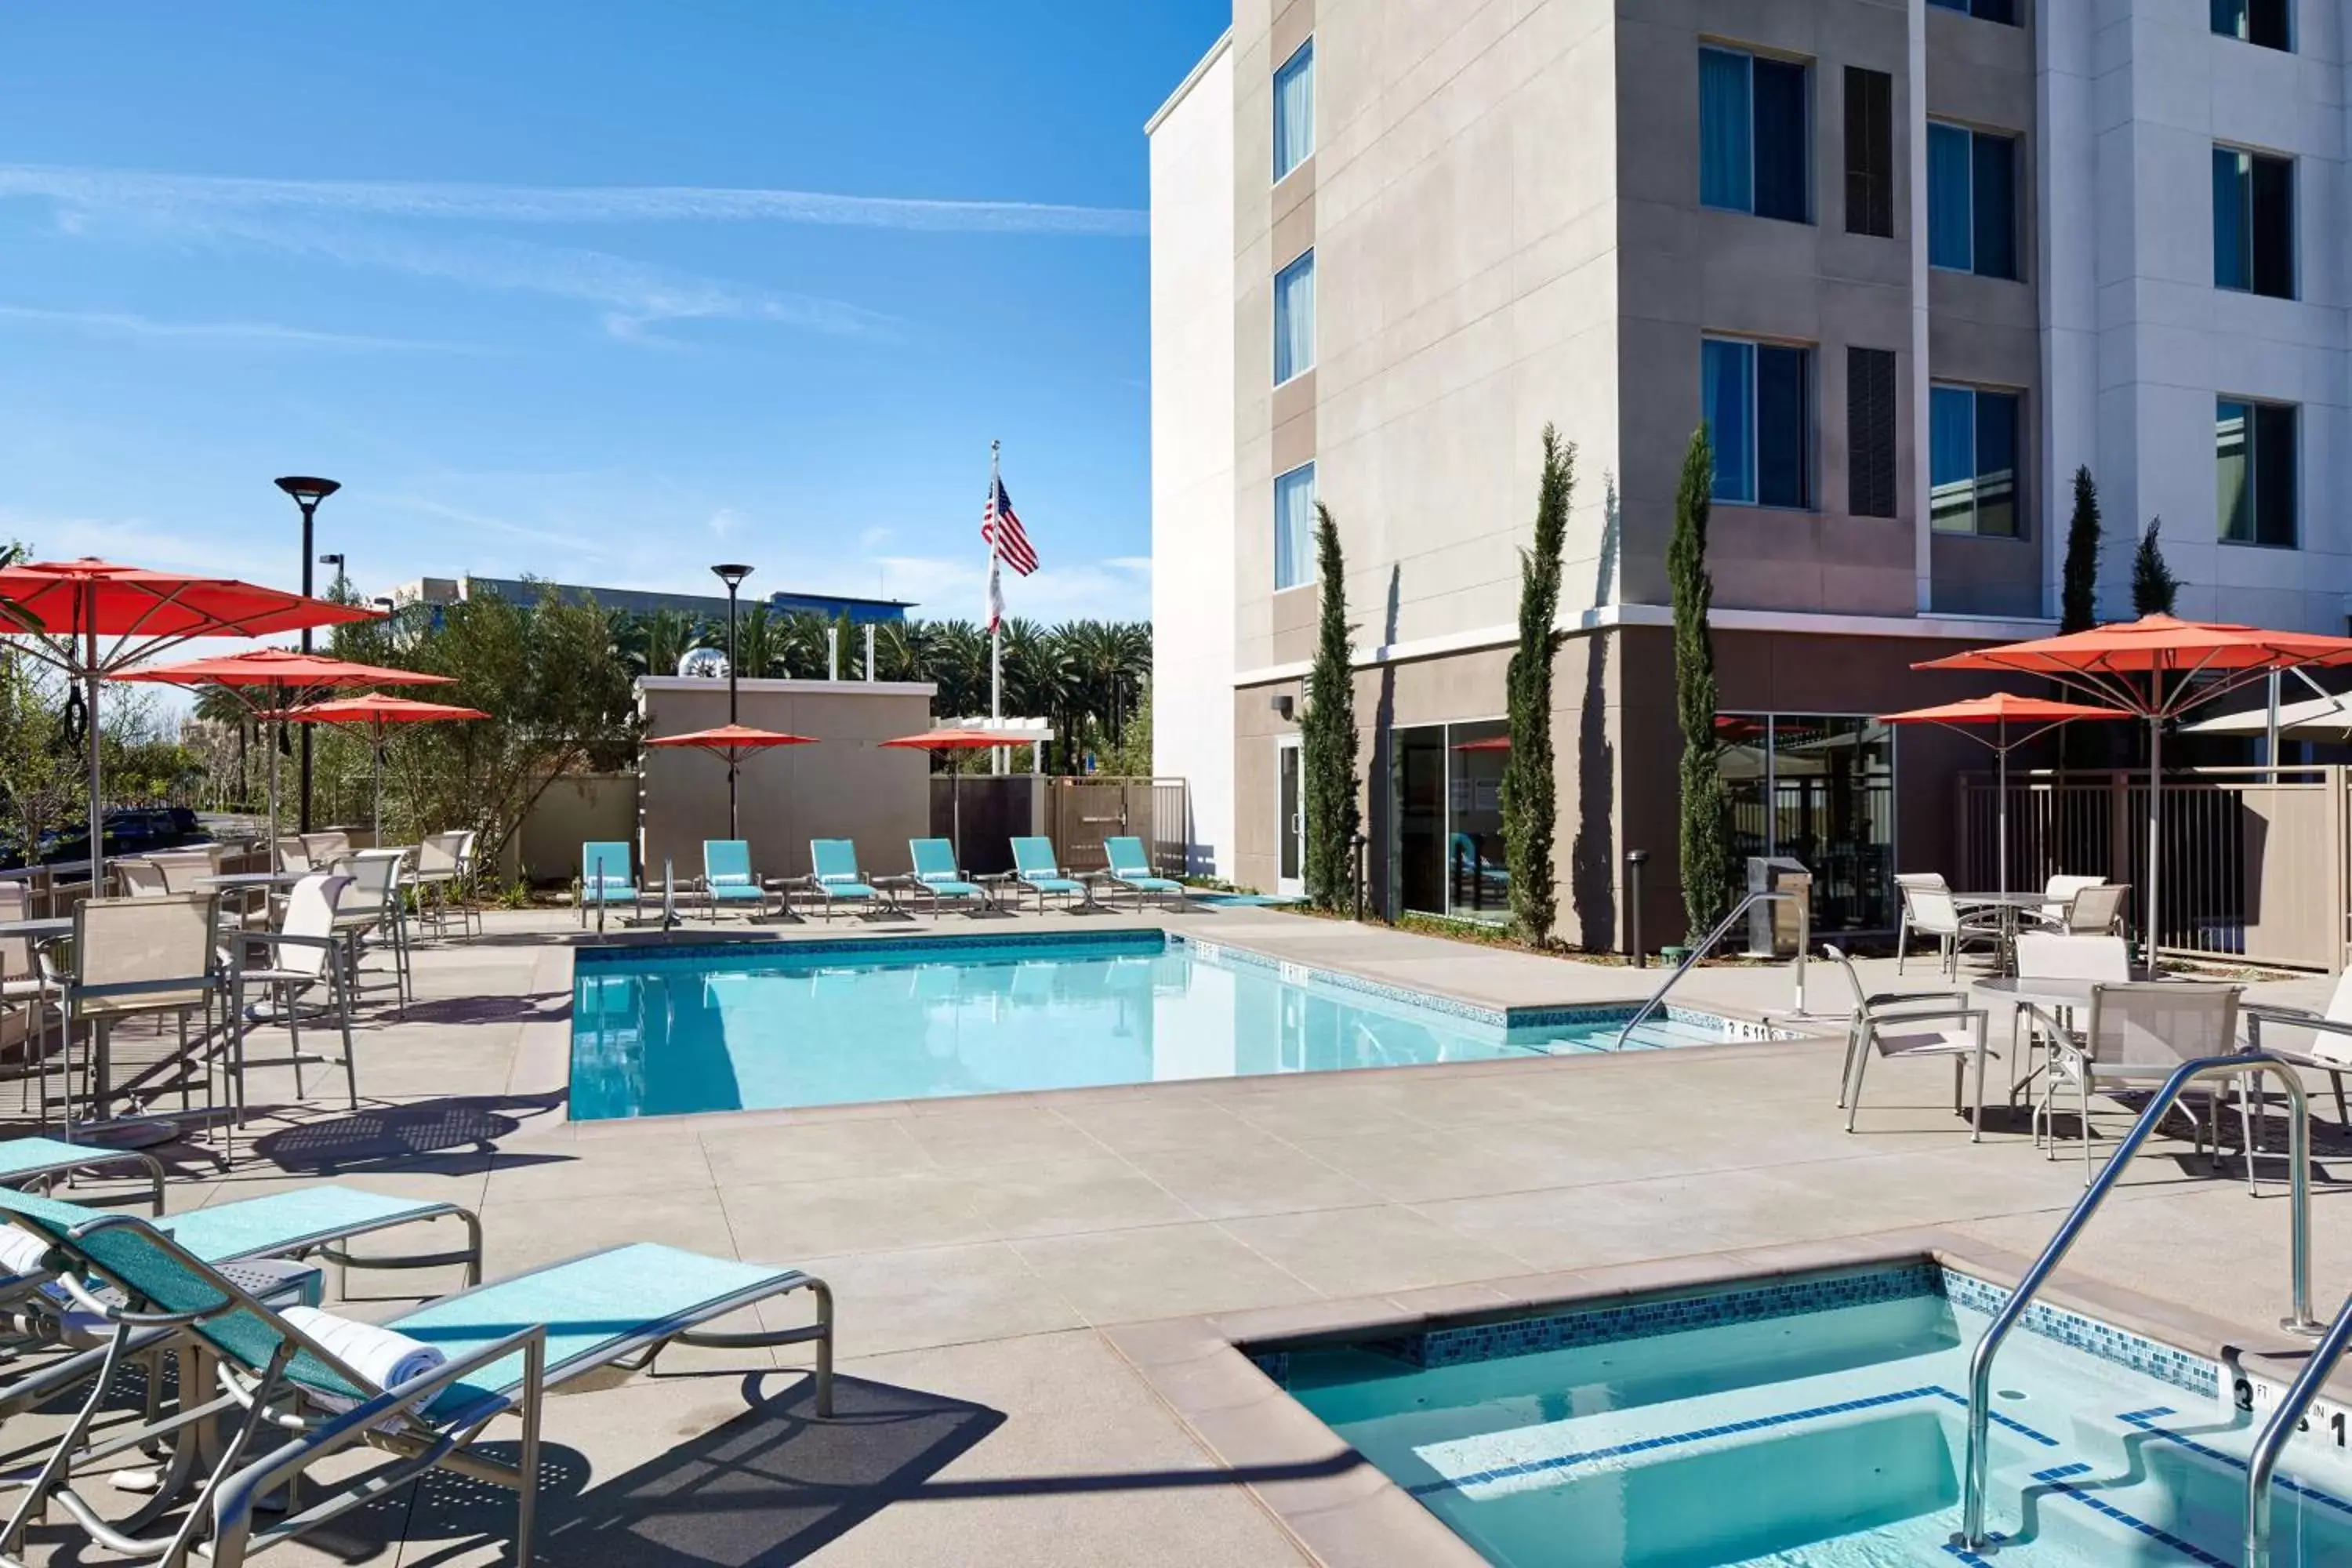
[804,839,881,922]
[697,840,768,921]
[1010,837,1090,913]
[908,838,989,916]
[573,841,641,932]
[1103,837,1184,910]
[0,1186,831,1567]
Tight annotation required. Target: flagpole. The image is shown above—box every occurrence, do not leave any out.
[989,438,1005,777]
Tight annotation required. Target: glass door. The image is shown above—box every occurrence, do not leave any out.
[1276,737,1304,897]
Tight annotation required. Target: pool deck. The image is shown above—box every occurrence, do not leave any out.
[14,901,2351,1564]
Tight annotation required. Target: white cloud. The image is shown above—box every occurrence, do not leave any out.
[707,507,746,539]
[0,303,493,353]
[0,164,1148,238]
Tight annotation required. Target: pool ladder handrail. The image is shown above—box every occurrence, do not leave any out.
[1955,1051,2320,1552]
[2248,1286,2352,1568]
[1611,889,1809,1051]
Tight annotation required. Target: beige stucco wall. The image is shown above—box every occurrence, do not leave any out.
[636,677,935,887]
[509,775,636,886]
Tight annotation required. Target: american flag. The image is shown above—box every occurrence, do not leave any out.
[982,475,1039,576]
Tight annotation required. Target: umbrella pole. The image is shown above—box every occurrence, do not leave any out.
[83,623,102,898]
[372,722,386,846]
[1996,722,2009,904]
[2146,707,2161,963]
[729,752,739,841]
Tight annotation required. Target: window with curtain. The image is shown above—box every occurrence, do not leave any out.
[1273,250,1315,383]
[1929,0,2020,22]
[2214,146,2295,298]
[2212,0,2292,50]
[1704,336,1812,509]
[1927,122,2018,278]
[2217,398,2297,547]
[1698,46,1809,223]
[1274,40,1315,181]
[1842,67,1894,238]
[1274,463,1318,590]
[1929,384,2022,536]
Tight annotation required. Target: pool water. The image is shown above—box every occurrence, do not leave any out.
[1273,1265,2352,1566]
[568,931,1773,1120]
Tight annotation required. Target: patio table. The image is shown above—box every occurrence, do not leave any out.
[1972,971,2185,1114]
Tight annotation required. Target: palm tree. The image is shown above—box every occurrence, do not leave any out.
[192,684,255,808]
[873,620,934,685]
[617,608,706,680]
[732,605,780,680]
[924,620,989,717]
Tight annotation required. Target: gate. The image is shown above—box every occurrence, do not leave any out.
[1045,777,1188,876]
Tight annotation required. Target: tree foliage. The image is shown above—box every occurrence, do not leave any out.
[1504,426,1573,945]
[1301,503,1359,910]
[1671,426,1732,941]
[2131,517,2180,617]
[2061,466,2103,633]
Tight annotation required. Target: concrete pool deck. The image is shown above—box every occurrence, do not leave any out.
[11,902,2349,1564]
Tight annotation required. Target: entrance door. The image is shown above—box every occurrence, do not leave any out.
[1276,737,1304,896]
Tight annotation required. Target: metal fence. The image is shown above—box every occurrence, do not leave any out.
[1955,766,2348,969]
[1044,777,1189,877]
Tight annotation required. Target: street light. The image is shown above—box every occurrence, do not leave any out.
[276,476,339,833]
[710,564,753,837]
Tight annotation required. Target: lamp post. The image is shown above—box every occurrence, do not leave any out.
[275,476,339,832]
[710,563,753,836]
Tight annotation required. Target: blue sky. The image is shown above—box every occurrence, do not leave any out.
[0,2,1230,626]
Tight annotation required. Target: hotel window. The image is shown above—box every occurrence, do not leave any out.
[2212,0,2291,51]
[2215,146,2295,298]
[1703,336,1813,509]
[1273,250,1315,383]
[1273,39,1314,181]
[2217,398,2297,547]
[1927,122,2018,279]
[1930,384,2022,537]
[1842,67,1894,238]
[1698,46,1809,223]
[1847,347,1900,518]
[1717,714,1896,934]
[1274,463,1318,590]
[1929,0,2020,21]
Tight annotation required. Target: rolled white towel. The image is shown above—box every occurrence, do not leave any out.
[0,1224,51,1280]
[281,1305,445,1399]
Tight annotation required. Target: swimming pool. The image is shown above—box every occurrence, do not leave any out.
[1264,1263,2352,1566]
[567,931,1787,1120]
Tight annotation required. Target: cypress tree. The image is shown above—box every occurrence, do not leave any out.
[2060,466,2103,633]
[1671,426,1732,940]
[1301,503,1360,910]
[1504,426,1574,945]
[2132,517,2180,616]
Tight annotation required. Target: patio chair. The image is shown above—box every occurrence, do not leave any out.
[299,830,351,869]
[697,840,768,921]
[0,1186,833,1568]
[1010,837,1091,913]
[56,892,224,1145]
[331,849,413,1014]
[2027,873,2109,931]
[2244,969,2352,1133]
[2005,933,2132,1102]
[1896,885,2003,978]
[1103,836,1184,911]
[272,837,311,876]
[573,840,641,932]
[115,858,171,898]
[227,873,359,1135]
[907,838,989,916]
[2038,981,2248,1185]
[804,840,880,922]
[2053,881,2129,936]
[1824,945,1994,1139]
[1891,874,1943,971]
[151,847,226,894]
[1,883,59,1128]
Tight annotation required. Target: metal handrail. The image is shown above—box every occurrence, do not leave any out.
[1956,1051,2319,1549]
[2248,1287,2352,1568]
[1611,889,1809,1050]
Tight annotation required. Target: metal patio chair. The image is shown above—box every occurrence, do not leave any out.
[2038,981,2249,1185]
[1825,945,1994,1140]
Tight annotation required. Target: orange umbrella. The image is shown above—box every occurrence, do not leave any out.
[1918,615,2352,953]
[1453,735,1510,752]
[277,692,489,844]
[0,557,376,891]
[644,723,817,840]
[1878,693,2132,899]
[115,648,454,844]
[882,728,1024,862]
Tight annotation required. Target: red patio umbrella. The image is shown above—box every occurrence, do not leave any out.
[0,558,376,891]
[1918,615,2352,954]
[276,692,490,844]
[1452,735,1511,752]
[1877,692,2133,900]
[881,728,1025,865]
[114,648,454,848]
[643,722,818,840]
